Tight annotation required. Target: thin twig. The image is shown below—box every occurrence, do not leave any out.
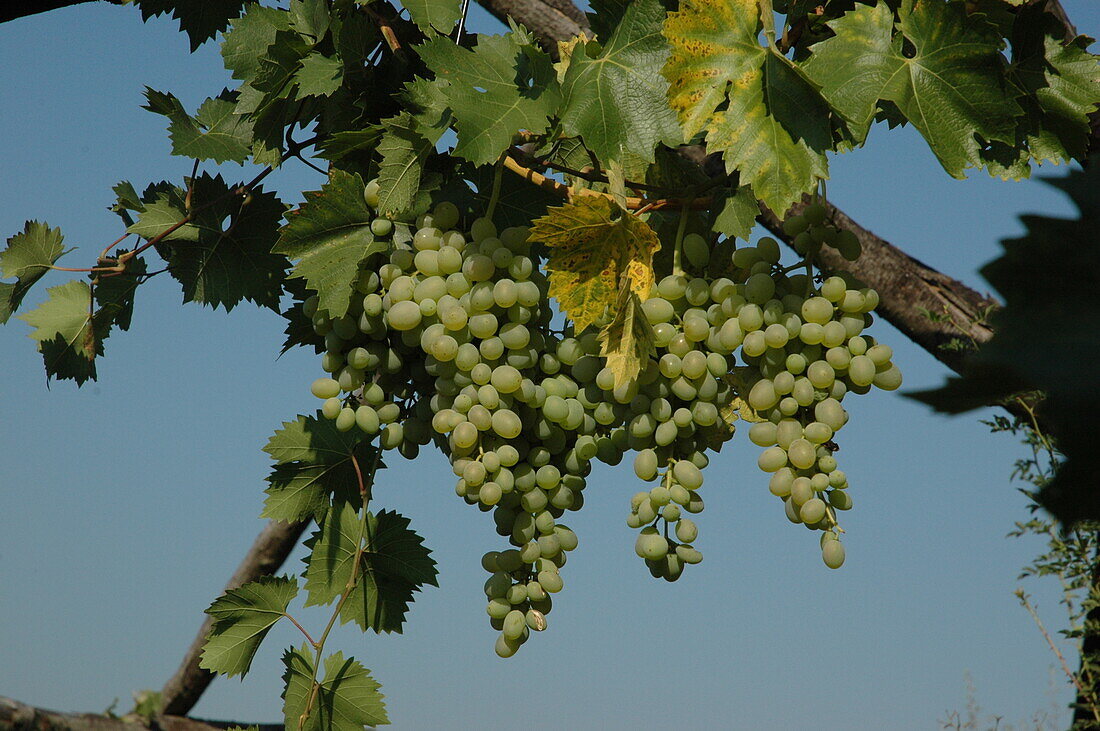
[501,155,711,210]
[1017,590,1100,722]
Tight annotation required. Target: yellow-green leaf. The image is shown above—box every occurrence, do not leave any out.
[663,0,831,214]
[529,197,660,333]
[723,368,767,423]
[598,286,656,388]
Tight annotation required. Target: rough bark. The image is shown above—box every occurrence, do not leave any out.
[476,0,590,53]
[0,697,281,731]
[158,520,308,717]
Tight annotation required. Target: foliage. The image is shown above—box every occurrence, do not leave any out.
[2,0,1098,727]
[912,160,1100,525]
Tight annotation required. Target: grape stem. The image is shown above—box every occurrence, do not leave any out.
[298,448,381,730]
[672,202,690,277]
[485,155,506,223]
[500,154,712,211]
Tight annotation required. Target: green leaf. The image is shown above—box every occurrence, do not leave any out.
[162,92,256,164]
[418,31,559,165]
[93,254,147,332]
[375,113,435,219]
[802,0,1022,178]
[799,1,897,144]
[559,0,682,165]
[282,647,389,731]
[290,0,330,41]
[435,163,559,230]
[404,0,463,35]
[0,221,66,324]
[264,411,373,466]
[18,280,105,384]
[529,196,661,332]
[302,504,436,633]
[127,174,288,311]
[711,185,760,241]
[200,576,298,678]
[294,53,345,98]
[663,0,831,214]
[222,4,291,81]
[598,286,656,388]
[261,409,376,522]
[264,462,360,523]
[316,127,385,162]
[400,77,453,144]
[133,0,250,52]
[274,170,385,319]
[1005,7,1100,167]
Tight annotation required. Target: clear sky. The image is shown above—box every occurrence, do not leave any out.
[1,3,1098,729]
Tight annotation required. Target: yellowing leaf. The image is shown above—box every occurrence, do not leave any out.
[554,36,586,83]
[529,197,660,333]
[598,286,656,388]
[722,369,767,423]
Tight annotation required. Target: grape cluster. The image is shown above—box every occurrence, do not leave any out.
[300,181,900,654]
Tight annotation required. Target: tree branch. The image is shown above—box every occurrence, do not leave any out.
[158,519,309,717]
[0,0,101,25]
[0,696,282,731]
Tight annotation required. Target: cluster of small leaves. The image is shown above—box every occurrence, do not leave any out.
[199,412,438,727]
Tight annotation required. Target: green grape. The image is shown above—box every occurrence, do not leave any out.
[634,449,659,481]
[370,218,392,236]
[799,497,826,524]
[749,422,778,447]
[335,407,357,432]
[822,539,845,569]
[829,490,853,510]
[873,364,903,391]
[311,377,341,399]
[672,460,703,490]
[355,405,380,434]
[671,234,706,271]
[848,355,876,386]
[387,300,423,331]
[635,528,669,561]
[321,397,342,420]
[758,446,787,472]
[675,519,698,543]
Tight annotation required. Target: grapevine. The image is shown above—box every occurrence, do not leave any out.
[1,0,1095,725]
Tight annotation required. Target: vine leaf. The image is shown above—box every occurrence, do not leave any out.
[222,5,291,81]
[711,185,760,241]
[375,113,436,219]
[18,280,106,385]
[417,30,559,165]
[989,7,1100,173]
[0,221,66,324]
[274,170,385,319]
[911,161,1100,525]
[722,369,767,423]
[294,52,344,98]
[302,504,438,633]
[663,0,831,215]
[133,0,250,52]
[144,89,256,165]
[262,412,374,521]
[598,285,656,388]
[559,0,682,166]
[200,575,298,678]
[436,163,560,231]
[529,197,660,333]
[290,0,330,41]
[404,0,463,35]
[282,647,389,731]
[797,1,897,144]
[801,0,1023,178]
[127,174,288,311]
[93,253,147,332]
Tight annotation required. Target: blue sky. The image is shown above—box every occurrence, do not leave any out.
[1,2,1098,729]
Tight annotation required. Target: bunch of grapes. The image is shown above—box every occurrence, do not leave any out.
[299,181,900,655]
